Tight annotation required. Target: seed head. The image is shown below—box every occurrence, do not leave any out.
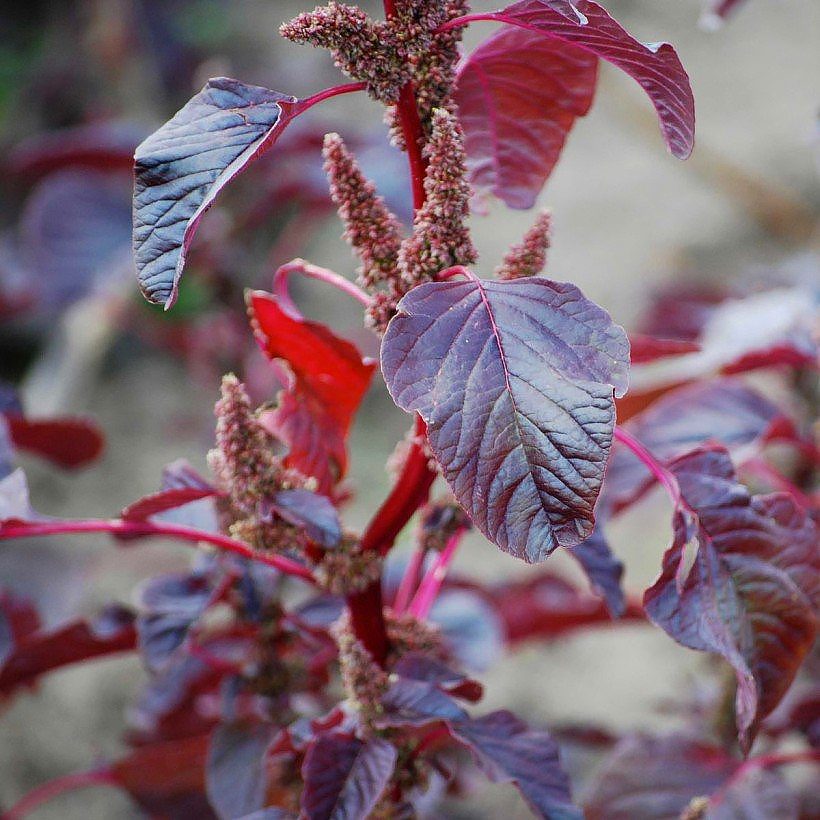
[495,210,551,280]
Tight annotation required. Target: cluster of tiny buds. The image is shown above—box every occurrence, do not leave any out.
[281,1,455,104]
[314,532,384,595]
[332,609,446,725]
[322,133,402,289]
[208,375,309,553]
[416,498,472,552]
[495,210,552,280]
[397,108,477,290]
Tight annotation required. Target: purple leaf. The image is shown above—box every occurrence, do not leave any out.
[480,0,695,161]
[607,378,804,510]
[584,734,736,819]
[133,78,305,308]
[300,731,397,820]
[20,170,132,310]
[381,270,629,562]
[206,723,272,820]
[644,447,819,751]
[391,652,484,702]
[377,677,469,728]
[135,573,212,671]
[265,488,341,548]
[454,25,597,209]
[710,767,797,820]
[161,459,217,492]
[450,711,582,819]
[569,524,625,616]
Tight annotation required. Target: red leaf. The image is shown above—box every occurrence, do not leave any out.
[249,290,376,494]
[627,333,700,364]
[122,487,216,521]
[0,605,137,699]
[644,447,819,751]
[454,25,597,209]
[112,734,215,819]
[6,415,104,468]
[473,0,695,161]
[0,591,40,668]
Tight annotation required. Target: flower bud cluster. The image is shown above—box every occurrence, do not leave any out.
[386,0,469,147]
[397,109,477,288]
[208,375,308,553]
[315,532,384,595]
[281,1,454,104]
[495,210,552,280]
[416,497,471,552]
[322,133,402,289]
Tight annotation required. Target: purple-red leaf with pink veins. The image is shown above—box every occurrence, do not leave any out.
[300,731,397,820]
[454,25,597,209]
[452,0,694,208]
[133,78,304,308]
[381,270,629,563]
[644,447,819,751]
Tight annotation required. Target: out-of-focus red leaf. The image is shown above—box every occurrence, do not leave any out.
[454,25,597,209]
[628,333,701,364]
[472,0,695,162]
[638,282,735,342]
[628,287,819,396]
[249,290,375,494]
[0,591,40,667]
[466,571,643,644]
[644,447,819,751]
[0,605,137,698]
[7,121,145,178]
[111,734,216,819]
[6,415,105,468]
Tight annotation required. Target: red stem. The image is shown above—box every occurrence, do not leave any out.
[0,517,316,584]
[296,82,368,115]
[342,4,439,666]
[4,768,115,820]
[437,13,502,34]
[409,528,467,619]
[613,427,685,511]
[272,258,373,312]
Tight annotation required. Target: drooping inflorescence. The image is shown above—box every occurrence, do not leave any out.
[322,133,403,289]
[495,210,552,280]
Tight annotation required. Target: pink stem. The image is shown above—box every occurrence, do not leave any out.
[711,750,820,807]
[4,768,115,820]
[437,13,502,33]
[613,427,685,510]
[393,547,428,613]
[272,258,373,314]
[0,517,316,584]
[409,529,466,619]
[296,82,368,115]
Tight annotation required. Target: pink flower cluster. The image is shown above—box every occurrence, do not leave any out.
[495,210,552,280]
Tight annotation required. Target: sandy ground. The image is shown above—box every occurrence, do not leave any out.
[2,0,819,816]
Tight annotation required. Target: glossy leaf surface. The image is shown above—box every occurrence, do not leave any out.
[250,290,375,494]
[485,0,695,161]
[644,447,819,750]
[133,78,301,307]
[381,271,629,562]
[300,731,397,820]
[455,25,597,208]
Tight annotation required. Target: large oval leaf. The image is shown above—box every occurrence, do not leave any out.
[381,270,629,563]
[133,78,302,308]
[455,25,598,209]
[464,0,695,168]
